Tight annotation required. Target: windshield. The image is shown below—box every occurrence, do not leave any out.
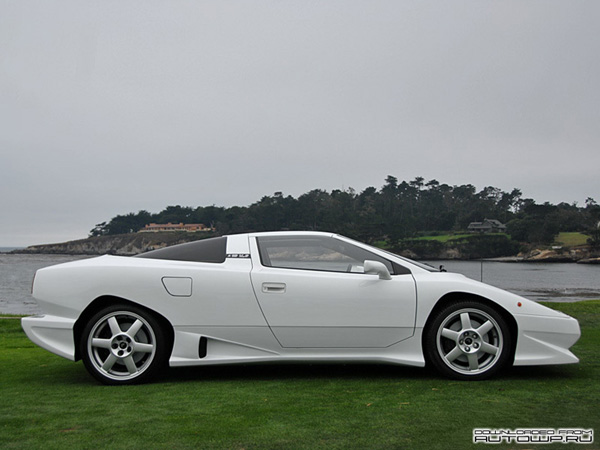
[391,253,440,272]
[336,235,440,273]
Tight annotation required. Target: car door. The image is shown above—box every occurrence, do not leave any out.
[250,235,417,348]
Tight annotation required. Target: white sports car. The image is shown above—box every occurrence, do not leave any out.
[22,232,580,385]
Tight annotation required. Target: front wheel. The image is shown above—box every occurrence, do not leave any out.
[80,304,169,385]
[424,301,512,380]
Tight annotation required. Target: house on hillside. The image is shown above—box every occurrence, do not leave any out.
[141,222,214,233]
[467,219,507,233]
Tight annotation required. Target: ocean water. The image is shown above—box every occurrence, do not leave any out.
[0,247,24,253]
[1,254,599,315]
[0,254,90,315]
[425,260,600,302]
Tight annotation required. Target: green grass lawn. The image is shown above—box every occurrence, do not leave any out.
[1,301,599,449]
[411,233,472,242]
[374,234,476,247]
[554,232,590,247]
[411,233,510,243]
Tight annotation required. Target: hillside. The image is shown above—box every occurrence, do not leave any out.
[14,231,600,263]
[15,232,216,256]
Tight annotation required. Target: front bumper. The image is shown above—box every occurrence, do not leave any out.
[513,313,580,366]
[21,315,76,361]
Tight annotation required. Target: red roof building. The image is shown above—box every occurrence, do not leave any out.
[141,223,214,233]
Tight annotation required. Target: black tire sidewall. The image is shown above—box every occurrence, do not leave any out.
[424,300,512,381]
[80,303,168,385]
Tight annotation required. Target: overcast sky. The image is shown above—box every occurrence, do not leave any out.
[1,1,599,247]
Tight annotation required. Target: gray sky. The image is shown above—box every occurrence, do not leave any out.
[1,1,599,247]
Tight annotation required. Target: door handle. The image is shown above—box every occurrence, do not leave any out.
[262,282,286,294]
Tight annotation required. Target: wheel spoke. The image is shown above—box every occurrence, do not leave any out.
[441,328,460,341]
[123,356,138,374]
[102,353,118,372]
[467,353,479,370]
[91,338,112,349]
[134,343,154,353]
[480,341,499,355]
[86,309,161,382]
[460,312,472,330]
[445,346,463,363]
[126,319,144,338]
[107,317,121,335]
[433,306,506,377]
[477,320,494,336]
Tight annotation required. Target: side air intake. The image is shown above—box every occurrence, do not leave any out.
[199,336,208,359]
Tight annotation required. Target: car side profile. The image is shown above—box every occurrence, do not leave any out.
[22,232,580,384]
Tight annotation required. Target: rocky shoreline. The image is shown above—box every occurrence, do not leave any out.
[9,232,600,264]
[483,252,600,264]
[398,247,600,264]
[514,248,600,264]
[10,232,216,256]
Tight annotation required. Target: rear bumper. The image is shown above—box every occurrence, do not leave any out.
[513,314,580,366]
[21,315,76,361]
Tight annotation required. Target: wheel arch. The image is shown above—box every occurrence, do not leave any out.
[422,291,518,364]
[73,295,175,362]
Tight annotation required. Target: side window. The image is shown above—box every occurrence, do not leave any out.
[135,237,227,263]
[256,236,396,274]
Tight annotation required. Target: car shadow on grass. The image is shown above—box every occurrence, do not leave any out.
[31,360,583,387]
[503,364,583,380]
[164,362,431,384]
[162,362,583,385]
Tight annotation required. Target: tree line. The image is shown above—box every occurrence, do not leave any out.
[90,176,600,246]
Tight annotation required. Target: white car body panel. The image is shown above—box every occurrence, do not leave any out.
[22,231,580,379]
[250,266,417,348]
[22,314,76,360]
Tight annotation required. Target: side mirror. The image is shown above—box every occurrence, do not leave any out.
[363,260,392,280]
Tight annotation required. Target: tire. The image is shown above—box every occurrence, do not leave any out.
[80,304,169,385]
[424,300,512,380]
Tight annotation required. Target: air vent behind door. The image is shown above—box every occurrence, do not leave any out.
[198,336,208,359]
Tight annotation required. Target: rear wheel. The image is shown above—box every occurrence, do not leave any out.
[424,301,512,380]
[80,304,169,385]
